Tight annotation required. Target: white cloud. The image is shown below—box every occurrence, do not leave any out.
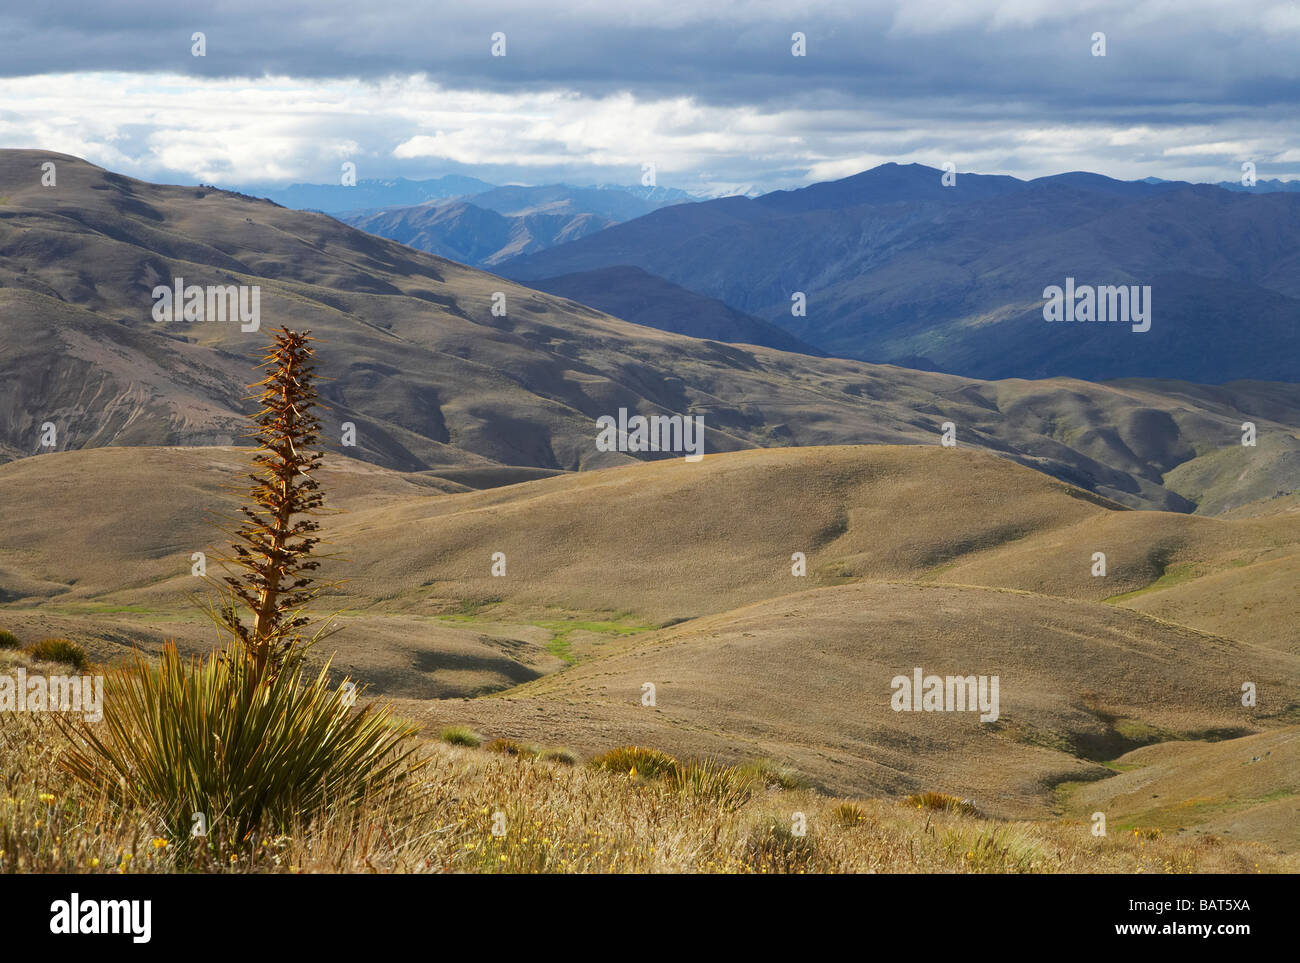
[0,71,1295,192]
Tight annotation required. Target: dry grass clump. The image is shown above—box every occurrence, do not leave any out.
[834,801,869,826]
[481,737,577,765]
[539,747,579,766]
[903,791,980,817]
[744,814,818,873]
[589,745,680,779]
[738,759,808,791]
[438,726,482,748]
[590,746,757,812]
[485,737,540,758]
[24,638,89,671]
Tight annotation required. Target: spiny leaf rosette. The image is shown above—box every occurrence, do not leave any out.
[218,327,326,678]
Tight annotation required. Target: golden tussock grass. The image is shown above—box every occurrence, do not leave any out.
[3,712,1293,875]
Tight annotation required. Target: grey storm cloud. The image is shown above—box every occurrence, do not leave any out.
[2,0,1298,113]
[1,1,1297,190]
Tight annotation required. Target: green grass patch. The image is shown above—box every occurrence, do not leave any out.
[1110,798,1247,834]
[920,560,961,580]
[431,611,650,664]
[439,597,503,619]
[1100,760,1143,773]
[533,618,651,663]
[1104,562,1200,603]
[1113,719,1174,744]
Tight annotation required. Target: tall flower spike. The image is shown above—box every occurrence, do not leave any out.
[215,327,326,678]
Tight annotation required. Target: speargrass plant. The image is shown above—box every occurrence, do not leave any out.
[57,643,422,854]
[54,328,423,858]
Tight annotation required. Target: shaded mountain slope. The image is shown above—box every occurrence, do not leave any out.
[503,164,1300,383]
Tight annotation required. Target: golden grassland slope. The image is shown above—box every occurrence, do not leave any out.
[8,443,1299,625]
[2,443,1298,832]
[1064,727,1300,852]
[3,444,1298,652]
[394,580,1299,818]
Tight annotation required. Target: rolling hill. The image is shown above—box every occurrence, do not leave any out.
[397,580,1296,816]
[1064,728,1300,851]
[4,444,1299,636]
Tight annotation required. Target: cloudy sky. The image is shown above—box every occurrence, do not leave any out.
[1,0,1297,194]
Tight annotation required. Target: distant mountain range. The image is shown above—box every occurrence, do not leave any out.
[250,165,1298,384]
[341,201,615,267]
[229,175,697,216]
[1214,179,1300,194]
[335,181,697,267]
[1142,176,1300,194]
[464,183,696,219]
[500,164,1300,384]
[2,150,1298,515]
[233,175,497,213]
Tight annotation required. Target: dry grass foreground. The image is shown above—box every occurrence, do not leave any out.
[2,705,1292,874]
